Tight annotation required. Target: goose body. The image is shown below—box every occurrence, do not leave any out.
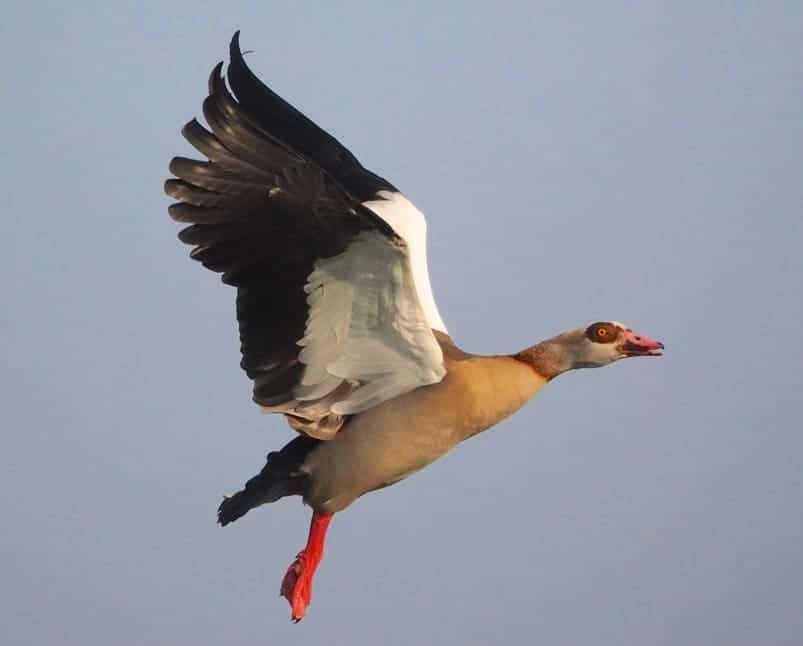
[166,33,664,622]
[303,344,548,513]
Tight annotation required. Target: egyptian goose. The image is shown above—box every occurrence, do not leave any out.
[165,33,664,622]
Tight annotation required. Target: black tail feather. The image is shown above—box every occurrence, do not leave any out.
[218,436,319,526]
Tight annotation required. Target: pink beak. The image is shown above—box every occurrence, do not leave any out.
[621,329,664,357]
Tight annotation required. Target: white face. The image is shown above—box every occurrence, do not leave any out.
[572,321,664,369]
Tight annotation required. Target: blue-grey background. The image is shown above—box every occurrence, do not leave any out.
[3,2,802,645]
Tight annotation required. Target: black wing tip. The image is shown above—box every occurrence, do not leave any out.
[164,178,182,200]
[179,118,200,139]
[229,31,247,76]
[231,30,242,54]
[227,30,256,89]
[207,61,225,95]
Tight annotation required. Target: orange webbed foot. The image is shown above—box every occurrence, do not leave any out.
[280,512,332,622]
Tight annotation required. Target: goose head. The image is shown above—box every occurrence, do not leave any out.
[564,321,664,369]
[521,321,664,379]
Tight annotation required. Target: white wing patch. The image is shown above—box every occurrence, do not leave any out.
[296,231,446,416]
[362,191,448,333]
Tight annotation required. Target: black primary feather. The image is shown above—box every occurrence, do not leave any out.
[165,33,401,407]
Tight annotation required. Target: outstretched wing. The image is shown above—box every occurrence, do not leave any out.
[165,33,448,438]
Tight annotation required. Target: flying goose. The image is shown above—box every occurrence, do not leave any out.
[165,32,664,622]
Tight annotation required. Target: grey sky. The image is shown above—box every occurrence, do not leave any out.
[3,2,802,644]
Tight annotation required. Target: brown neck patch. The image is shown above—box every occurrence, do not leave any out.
[513,343,570,381]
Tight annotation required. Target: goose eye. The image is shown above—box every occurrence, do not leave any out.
[585,322,618,343]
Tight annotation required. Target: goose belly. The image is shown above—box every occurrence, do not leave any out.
[300,394,462,513]
[299,354,546,513]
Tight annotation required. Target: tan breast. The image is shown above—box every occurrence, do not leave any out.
[301,346,548,512]
[439,353,549,441]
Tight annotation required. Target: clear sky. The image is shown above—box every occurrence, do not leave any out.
[3,2,802,645]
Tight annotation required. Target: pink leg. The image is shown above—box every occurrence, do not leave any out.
[280,511,333,622]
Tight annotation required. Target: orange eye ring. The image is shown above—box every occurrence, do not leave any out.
[597,328,608,338]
